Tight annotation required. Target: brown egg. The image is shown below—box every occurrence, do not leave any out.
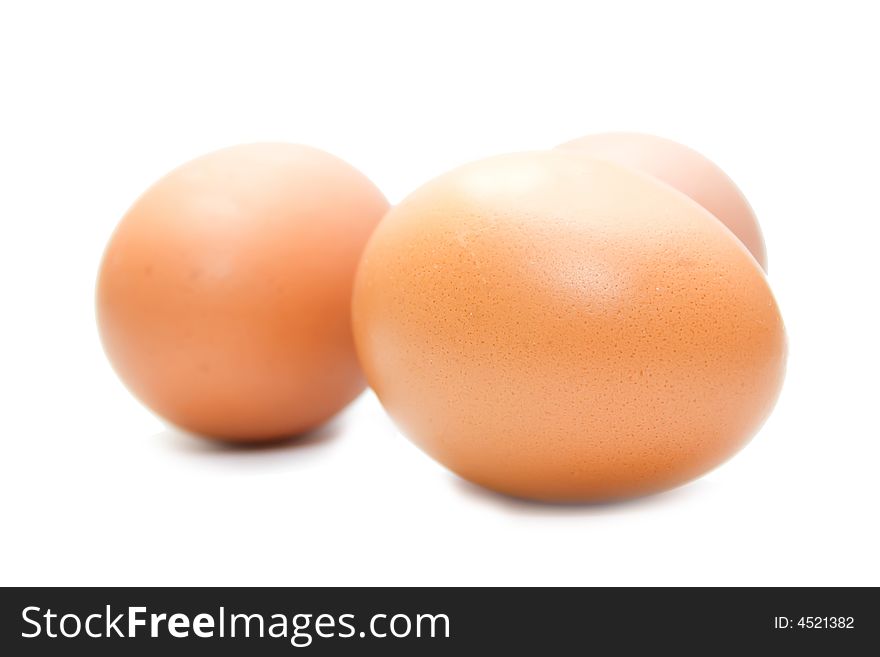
[558,132,768,270]
[352,151,786,501]
[97,143,389,441]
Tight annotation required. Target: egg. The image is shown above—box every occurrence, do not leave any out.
[352,150,786,501]
[97,143,389,441]
[558,132,768,270]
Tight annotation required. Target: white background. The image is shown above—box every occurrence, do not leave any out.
[1,0,878,586]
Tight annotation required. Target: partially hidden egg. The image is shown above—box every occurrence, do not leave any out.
[352,150,786,501]
[558,132,768,270]
[97,143,389,441]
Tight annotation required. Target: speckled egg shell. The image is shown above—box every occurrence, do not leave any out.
[352,150,786,501]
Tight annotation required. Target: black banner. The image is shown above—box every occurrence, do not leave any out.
[1,587,875,654]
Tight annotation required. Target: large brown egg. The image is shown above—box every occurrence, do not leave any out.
[558,132,768,270]
[97,143,389,441]
[352,150,786,501]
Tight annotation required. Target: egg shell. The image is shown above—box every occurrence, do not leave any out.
[558,132,768,270]
[353,150,786,501]
[97,143,389,441]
